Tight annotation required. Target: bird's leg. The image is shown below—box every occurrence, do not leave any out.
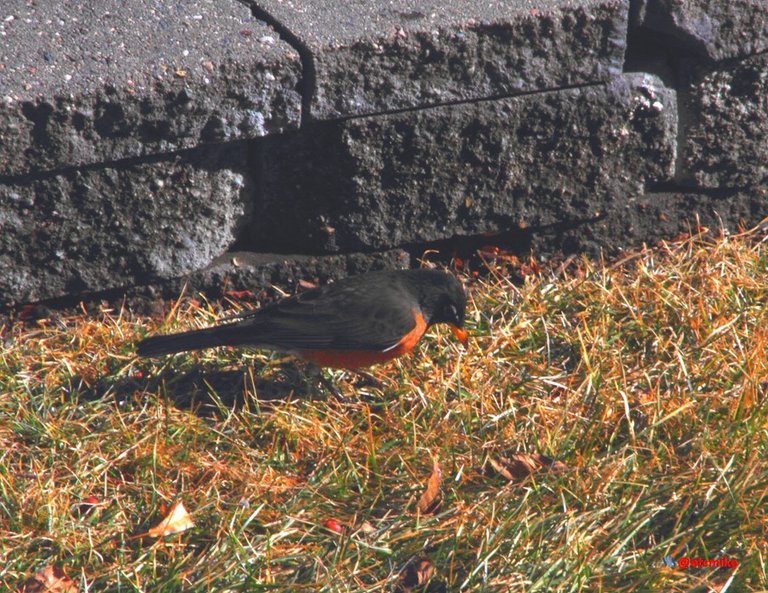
[321,374,349,403]
[302,363,349,403]
[350,368,383,389]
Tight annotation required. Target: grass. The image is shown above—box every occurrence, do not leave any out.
[2,223,768,592]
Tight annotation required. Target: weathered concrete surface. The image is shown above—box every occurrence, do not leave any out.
[538,189,768,255]
[254,73,676,254]
[635,191,768,240]
[0,146,251,305]
[251,0,628,119]
[0,0,301,176]
[633,0,768,61]
[681,53,768,189]
[2,0,765,310]
[183,249,411,299]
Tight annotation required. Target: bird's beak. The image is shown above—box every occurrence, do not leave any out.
[451,325,468,346]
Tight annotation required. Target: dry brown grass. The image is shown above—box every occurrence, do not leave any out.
[2,223,768,592]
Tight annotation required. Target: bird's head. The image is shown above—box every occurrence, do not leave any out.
[416,270,468,345]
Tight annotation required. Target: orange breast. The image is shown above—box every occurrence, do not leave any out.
[299,311,428,369]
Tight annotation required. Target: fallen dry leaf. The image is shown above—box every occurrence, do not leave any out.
[147,500,194,538]
[359,520,377,536]
[72,495,99,519]
[224,289,254,300]
[298,279,318,290]
[416,457,442,515]
[487,453,566,482]
[398,558,435,592]
[18,565,77,593]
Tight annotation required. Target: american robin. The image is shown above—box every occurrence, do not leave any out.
[136,268,468,368]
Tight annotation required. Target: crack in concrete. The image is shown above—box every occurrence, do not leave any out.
[0,216,605,313]
[312,80,609,125]
[236,0,316,126]
[0,77,609,185]
[237,0,622,127]
[708,47,768,69]
[0,141,253,185]
[646,182,763,197]
[397,216,606,261]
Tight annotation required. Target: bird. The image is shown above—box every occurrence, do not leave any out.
[136,268,468,369]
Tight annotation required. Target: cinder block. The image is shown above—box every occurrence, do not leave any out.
[254,73,677,253]
[0,0,301,176]
[682,53,768,189]
[0,146,252,304]
[634,0,768,61]
[253,0,628,119]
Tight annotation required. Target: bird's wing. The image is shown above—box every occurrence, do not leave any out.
[229,282,420,352]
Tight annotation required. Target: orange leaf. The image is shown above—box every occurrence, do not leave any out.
[18,566,76,593]
[487,453,566,482]
[147,500,194,538]
[416,458,442,515]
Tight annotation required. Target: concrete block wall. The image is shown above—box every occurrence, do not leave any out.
[0,0,765,306]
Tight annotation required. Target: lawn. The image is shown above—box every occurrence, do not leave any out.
[3,224,768,592]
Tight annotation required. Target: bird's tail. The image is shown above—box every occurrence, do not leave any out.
[136,325,252,357]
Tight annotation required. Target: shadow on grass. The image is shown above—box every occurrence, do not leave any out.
[84,362,316,416]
